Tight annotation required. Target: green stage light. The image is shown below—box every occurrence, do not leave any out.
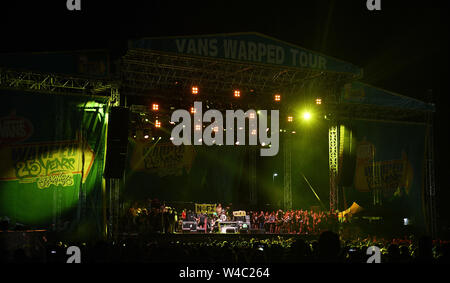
[303,112,311,120]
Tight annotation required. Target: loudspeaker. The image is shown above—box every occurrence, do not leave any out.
[339,125,357,187]
[226,227,238,233]
[104,107,129,178]
[182,221,197,231]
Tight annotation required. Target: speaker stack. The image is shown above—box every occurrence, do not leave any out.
[104,107,130,179]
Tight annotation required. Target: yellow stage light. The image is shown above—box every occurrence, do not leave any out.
[303,112,311,120]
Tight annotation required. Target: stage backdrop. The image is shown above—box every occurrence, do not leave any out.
[343,120,426,227]
[0,90,108,238]
[123,138,247,206]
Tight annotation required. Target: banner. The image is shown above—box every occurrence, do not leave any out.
[233,211,246,217]
[195,204,217,214]
[343,120,426,226]
[0,90,108,237]
[123,143,246,204]
[129,33,362,75]
[341,82,435,111]
[129,140,196,177]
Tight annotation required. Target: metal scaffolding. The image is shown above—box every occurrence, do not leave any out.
[120,49,354,99]
[425,110,437,238]
[283,135,292,211]
[0,68,118,96]
[329,125,339,212]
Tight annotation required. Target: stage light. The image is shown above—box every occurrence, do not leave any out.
[190,107,196,114]
[152,103,159,111]
[234,89,240,98]
[251,129,256,135]
[274,94,281,102]
[155,120,161,128]
[195,124,201,131]
[315,98,322,105]
[143,129,150,139]
[303,112,311,120]
[213,126,219,133]
[249,112,255,119]
[192,86,199,95]
[287,116,294,122]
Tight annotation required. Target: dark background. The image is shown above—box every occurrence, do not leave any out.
[1,0,448,228]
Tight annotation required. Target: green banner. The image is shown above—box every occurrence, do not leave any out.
[0,90,108,237]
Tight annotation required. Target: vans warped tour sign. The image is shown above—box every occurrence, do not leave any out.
[0,90,108,233]
[129,32,362,75]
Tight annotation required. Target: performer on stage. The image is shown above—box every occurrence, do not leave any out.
[216,203,222,216]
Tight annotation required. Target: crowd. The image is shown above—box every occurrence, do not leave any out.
[248,209,339,235]
[2,231,449,263]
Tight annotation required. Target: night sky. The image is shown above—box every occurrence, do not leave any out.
[1,1,449,225]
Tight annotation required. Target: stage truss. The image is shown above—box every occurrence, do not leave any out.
[120,49,355,99]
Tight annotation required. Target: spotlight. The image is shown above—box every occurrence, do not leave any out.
[152,103,159,111]
[303,112,311,120]
[192,86,199,95]
[155,120,161,128]
[249,112,255,119]
[195,124,201,131]
[315,98,322,105]
[234,89,240,98]
[287,116,294,122]
[190,107,196,114]
[143,129,150,139]
[274,94,281,102]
